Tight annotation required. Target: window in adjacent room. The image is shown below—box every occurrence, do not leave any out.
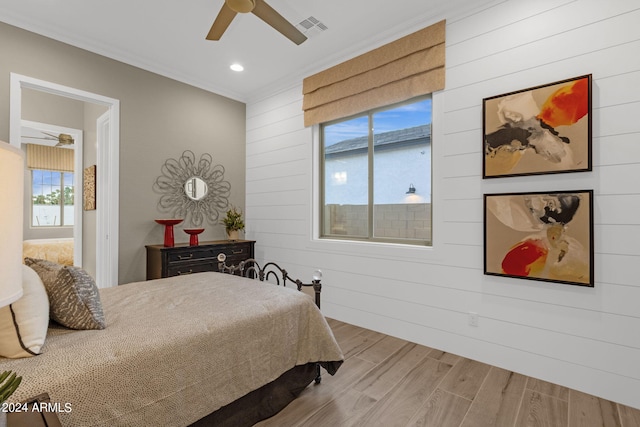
[320,96,432,245]
[31,169,74,227]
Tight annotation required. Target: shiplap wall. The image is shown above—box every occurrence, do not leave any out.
[245,0,640,409]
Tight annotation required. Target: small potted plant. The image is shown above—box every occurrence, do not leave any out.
[221,206,245,241]
[0,371,21,403]
[0,370,21,424]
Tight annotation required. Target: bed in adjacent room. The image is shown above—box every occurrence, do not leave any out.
[0,262,343,426]
[22,238,74,266]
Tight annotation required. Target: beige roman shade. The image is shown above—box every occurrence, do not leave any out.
[302,20,446,127]
[26,144,74,172]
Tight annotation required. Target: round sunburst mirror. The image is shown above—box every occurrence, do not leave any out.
[154,150,230,227]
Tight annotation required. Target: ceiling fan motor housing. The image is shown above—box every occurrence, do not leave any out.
[226,0,255,13]
[208,0,306,45]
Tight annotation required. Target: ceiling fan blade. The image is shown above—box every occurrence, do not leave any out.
[42,131,59,139]
[206,3,238,40]
[252,0,307,45]
[23,136,56,141]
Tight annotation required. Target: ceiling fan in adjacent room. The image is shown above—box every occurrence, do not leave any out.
[23,131,75,147]
[206,0,307,45]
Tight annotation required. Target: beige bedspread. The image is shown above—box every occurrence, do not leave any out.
[0,272,343,426]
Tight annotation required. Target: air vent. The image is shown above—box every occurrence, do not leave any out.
[296,16,327,38]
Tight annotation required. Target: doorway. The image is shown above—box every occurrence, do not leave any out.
[9,73,120,288]
[21,120,84,267]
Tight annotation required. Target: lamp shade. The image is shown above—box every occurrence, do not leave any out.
[0,141,24,307]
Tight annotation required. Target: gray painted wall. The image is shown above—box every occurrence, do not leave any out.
[1,22,246,285]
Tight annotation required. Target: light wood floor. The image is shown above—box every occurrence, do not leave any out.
[256,318,640,427]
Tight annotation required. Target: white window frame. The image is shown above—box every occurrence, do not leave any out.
[31,169,75,228]
[309,91,444,262]
[319,96,433,245]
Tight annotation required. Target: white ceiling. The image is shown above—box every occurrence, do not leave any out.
[0,0,493,103]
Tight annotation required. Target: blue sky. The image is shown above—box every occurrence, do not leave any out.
[324,98,432,147]
[32,170,73,197]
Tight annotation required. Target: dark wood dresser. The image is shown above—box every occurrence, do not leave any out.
[145,240,255,280]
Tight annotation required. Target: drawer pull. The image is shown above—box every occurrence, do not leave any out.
[232,249,244,254]
[178,254,194,260]
[177,270,193,275]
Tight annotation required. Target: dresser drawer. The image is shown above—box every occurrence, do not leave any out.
[166,260,218,277]
[166,246,217,263]
[213,242,253,263]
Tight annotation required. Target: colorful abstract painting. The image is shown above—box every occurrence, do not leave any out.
[483,75,592,178]
[484,190,593,287]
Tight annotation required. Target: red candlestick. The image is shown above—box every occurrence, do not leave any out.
[184,228,204,246]
[164,224,175,247]
[155,219,183,247]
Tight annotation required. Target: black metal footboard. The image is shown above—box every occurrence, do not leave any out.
[217,256,323,309]
[217,256,324,383]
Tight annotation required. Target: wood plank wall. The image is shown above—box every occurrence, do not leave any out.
[245,0,640,410]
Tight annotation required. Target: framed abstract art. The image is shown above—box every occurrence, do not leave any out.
[483,74,592,178]
[83,165,96,211]
[484,190,594,287]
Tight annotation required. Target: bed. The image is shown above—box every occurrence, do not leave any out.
[0,260,343,426]
[22,238,74,266]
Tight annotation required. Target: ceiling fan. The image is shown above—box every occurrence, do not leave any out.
[23,131,75,147]
[206,0,307,45]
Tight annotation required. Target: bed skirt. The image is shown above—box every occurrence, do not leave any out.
[190,362,317,426]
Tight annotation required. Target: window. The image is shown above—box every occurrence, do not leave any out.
[320,96,432,245]
[31,170,74,227]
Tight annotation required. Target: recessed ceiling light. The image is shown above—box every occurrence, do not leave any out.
[230,63,244,72]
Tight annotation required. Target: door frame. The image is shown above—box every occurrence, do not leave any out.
[10,73,120,287]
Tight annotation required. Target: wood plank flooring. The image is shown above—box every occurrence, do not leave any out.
[256,319,640,427]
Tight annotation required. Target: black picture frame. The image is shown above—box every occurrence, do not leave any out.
[484,190,594,287]
[483,74,592,178]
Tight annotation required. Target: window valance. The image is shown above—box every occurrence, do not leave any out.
[26,143,74,172]
[302,20,445,127]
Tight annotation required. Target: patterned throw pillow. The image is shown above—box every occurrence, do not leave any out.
[24,258,106,330]
[0,265,49,358]
[23,257,62,288]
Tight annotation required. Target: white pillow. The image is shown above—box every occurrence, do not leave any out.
[0,265,49,358]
